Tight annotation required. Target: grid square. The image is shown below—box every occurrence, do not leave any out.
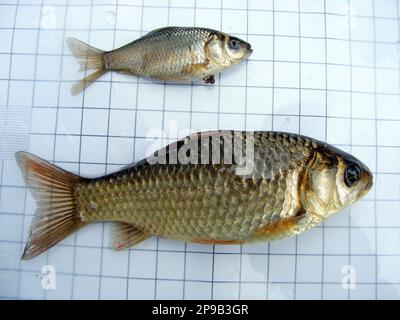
[269,255,295,282]
[274,88,299,115]
[46,274,73,300]
[248,10,273,35]
[66,5,91,29]
[220,86,246,113]
[110,82,138,109]
[351,16,374,41]
[248,35,273,60]
[11,54,35,80]
[240,283,267,300]
[349,0,373,16]
[135,110,163,138]
[100,277,126,299]
[8,80,34,106]
[212,282,239,300]
[241,254,267,282]
[185,252,213,281]
[300,116,326,141]
[327,91,351,118]
[376,69,399,94]
[157,251,185,280]
[323,255,348,282]
[351,119,375,146]
[300,89,326,116]
[351,41,374,67]
[72,276,100,299]
[12,29,38,54]
[350,227,376,255]
[15,4,40,28]
[156,280,183,299]
[377,228,400,255]
[326,65,350,91]
[35,55,61,81]
[275,36,299,62]
[326,14,350,39]
[377,95,400,120]
[184,281,212,300]
[246,87,273,114]
[297,228,323,254]
[377,284,400,300]
[272,115,299,133]
[300,38,325,63]
[300,13,325,37]
[222,9,247,34]
[322,284,347,299]
[34,81,59,107]
[296,255,323,283]
[375,17,398,42]
[213,253,241,281]
[300,0,324,12]
[108,109,135,137]
[137,83,164,110]
[195,8,221,30]
[218,113,245,130]
[30,107,57,134]
[247,60,273,87]
[56,108,83,135]
[107,137,133,164]
[327,39,349,65]
[378,256,400,283]
[301,63,325,89]
[248,0,273,10]
[74,247,102,276]
[82,108,109,136]
[101,248,129,277]
[274,12,299,37]
[192,85,220,112]
[164,85,192,111]
[268,284,294,299]
[129,250,157,278]
[142,7,168,31]
[0,5,16,28]
[274,62,299,88]
[80,136,107,163]
[0,271,20,299]
[128,279,155,300]
[324,227,350,255]
[295,283,322,300]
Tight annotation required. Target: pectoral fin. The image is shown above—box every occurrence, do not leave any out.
[111,223,151,250]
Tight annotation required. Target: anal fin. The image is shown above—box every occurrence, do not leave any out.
[111,223,151,250]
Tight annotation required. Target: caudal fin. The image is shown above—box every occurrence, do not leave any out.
[67,37,107,95]
[16,151,87,260]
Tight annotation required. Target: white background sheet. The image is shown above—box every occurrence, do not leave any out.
[0,0,399,299]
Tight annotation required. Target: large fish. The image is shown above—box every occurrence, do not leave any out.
[17,131,372,260]
[67,27,252,95]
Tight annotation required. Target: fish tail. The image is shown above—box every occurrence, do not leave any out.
[67,37,107,95]
[16,151,87,260]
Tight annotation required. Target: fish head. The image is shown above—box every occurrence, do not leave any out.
[206,33,253,68]
[301,145,373,219]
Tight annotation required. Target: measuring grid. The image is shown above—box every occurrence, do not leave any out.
[0,0,399,299]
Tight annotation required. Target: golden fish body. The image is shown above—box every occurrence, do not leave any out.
[67,27,252,95]
[17,131,373,259]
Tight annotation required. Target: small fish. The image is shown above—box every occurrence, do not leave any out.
[67,27,253,95]
[17,131,372,260]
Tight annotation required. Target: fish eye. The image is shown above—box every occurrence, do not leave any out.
[344,164,361,187]
[228,39,241,50]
